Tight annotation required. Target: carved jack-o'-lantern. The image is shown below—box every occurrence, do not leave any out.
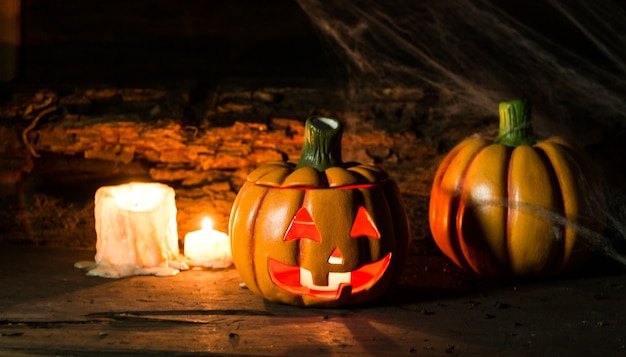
[229,117,410,307]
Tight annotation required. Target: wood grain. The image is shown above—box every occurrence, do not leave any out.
[0,243,624,356]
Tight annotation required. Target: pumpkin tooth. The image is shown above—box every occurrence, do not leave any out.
[267,253,392,299]
[300,269,351,291]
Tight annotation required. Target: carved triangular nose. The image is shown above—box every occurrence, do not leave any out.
[328,248,344,265]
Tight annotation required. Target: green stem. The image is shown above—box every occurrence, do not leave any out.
[296,116,343,171]
[495,99,535,147]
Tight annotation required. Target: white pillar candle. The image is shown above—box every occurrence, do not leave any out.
[76,182,187,278]
[184,217,232,268]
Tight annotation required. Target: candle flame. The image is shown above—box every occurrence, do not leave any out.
[201,217,213,231]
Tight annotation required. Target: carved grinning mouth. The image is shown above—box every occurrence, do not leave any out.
[268,253,392,299]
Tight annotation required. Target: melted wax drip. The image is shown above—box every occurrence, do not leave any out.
[74,259,189,278]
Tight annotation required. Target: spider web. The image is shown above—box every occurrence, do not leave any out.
[297,0,626,266]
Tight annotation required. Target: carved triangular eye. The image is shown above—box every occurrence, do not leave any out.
[284,207,322,242]
[350,206,380,239]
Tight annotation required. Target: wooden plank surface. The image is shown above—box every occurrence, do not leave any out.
[0,243,625,356]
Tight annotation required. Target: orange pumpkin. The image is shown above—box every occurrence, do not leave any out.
[429,100,605,277]
[229,117,410,307]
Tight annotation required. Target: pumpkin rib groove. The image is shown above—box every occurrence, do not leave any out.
[230,182,261,292]
[349,189,371,264]
[296,191,308,268]
[369,187,388,261]
[456,142,494,274]
[446,166,468,270]
[248,186,270,298]
[430,148,459,263]
[505,145,514,276]
[536,141,595,271]
[430,139,479,271]
[376,183,405,283]
[367,191,392,296]
[248,162,291,184]
[290,188,310,305]
[508,146,561,276]
[534,144,566,273]
[384,182,410,280]
[364,187,387,265]
[458,144,510,276]
[292,189,307,306]
[231,184,263,295]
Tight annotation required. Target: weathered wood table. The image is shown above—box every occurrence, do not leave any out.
[0,242,624,356]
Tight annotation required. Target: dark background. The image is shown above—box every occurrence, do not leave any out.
[16,0,336,86]
[13,0,621,87]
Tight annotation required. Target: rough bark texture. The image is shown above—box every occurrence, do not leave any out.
[1,85,478,247]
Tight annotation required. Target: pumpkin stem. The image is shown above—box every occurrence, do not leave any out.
[296,116,343,171]
[496,99,535,147]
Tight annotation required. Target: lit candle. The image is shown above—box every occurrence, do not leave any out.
[184,217,233,268]
[75,182,187,278]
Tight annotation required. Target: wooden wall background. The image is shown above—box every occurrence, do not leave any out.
[1,0,624,249]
